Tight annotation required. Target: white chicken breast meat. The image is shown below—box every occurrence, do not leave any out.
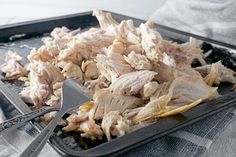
[20,61,64,106]
[195,61,236,85]
[96,50,133,81]
[109,70,157,95]
[91,89,143,120]
[0,51,27,80]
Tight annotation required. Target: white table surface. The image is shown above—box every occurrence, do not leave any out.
[0,0,166,26]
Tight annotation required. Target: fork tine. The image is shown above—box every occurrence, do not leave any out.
[61,79,92,111]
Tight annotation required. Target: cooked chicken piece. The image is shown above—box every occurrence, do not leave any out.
[62,62,83,84]
[158,99,204,118]
[174,66,202,79]
[63,108,91,131]
[96,51,133,81]
[84,77,109,94]
[40,111,56,122]
[45,95,60,107]
[195,61,236,85]
[152,62,175,83]
[185,48,206,66]
[93,9,118,30]
[135,76,218,122]
[79,101,94,112]
[47,27,73,50]
[60,30,109,63]
[20,86,33,104]
[181,37,203,50]
[0,60,27,80]
[93,10,140,45]
[4,51,22,61]
[63,109,103,139]
[122,107,143,119]
[159,38,206,66]
[53,82,63,91]
[162,52,176,67]
[50,27,74,48]
[21,61,64,106]
[180,38,205,65]
[124,51,152,70]
[139,21,163,62]
[134,95,171,123]
[29,27,76,63]
[168,76,218,107]
[51,82,62,99]
[73,28,115,59]
[153,61,202,83]
[0,51,27,80]
[126,44,143,54]
[110,70,157,95]
[80,119,103,139]
[115,20,140,44]
[108,39,126,54]
[67,111,89,124]
[58,43,83,65]
[150,82,171,101]
[28,47,56,62]
[29,61,64,84]
[142,81,159,99]
[81,60,99,80]
[159,40,187,63]
[28,73,50,106]
[90,89,143,120]
[101,111,129,141]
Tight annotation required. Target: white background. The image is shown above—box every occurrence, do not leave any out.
[0,0,166,25]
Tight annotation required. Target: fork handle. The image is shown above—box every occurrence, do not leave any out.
[0,107,57,135]
[20,110,65,157]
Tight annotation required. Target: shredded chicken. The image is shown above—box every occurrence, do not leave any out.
[167,76,218,107]
[3,10,236,141]
[134,95,171,123]
[124,51,152,70]
[101,111,129,141]
[109,70,157,95]
[80,120,104,139]
[81,60,99,80]
[91,89,143,120]
[84,77,109,94]
[134,76,218,122]
[0,51,27,80]
[142,81,159,99]
[20,61,64,106]
[74,28,115,60]
[96,50,133,81]
[62,62,83,83]
[140,21,162,62]
[195,61,236,85]
[93,9,118,30]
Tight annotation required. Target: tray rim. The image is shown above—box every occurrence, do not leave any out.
[1,10,236,157]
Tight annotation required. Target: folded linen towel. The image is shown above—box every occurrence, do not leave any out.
[150,0,236,45]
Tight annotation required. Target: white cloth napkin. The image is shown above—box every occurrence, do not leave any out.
[150,0,236,45]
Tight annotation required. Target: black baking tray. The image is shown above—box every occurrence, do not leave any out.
[1,11,236,157]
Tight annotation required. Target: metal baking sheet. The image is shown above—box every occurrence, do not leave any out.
[1,11,236,157]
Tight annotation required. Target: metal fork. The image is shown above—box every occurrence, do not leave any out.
[20,79,91,157]
[0,106,57,135]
